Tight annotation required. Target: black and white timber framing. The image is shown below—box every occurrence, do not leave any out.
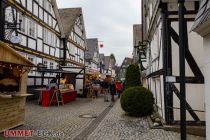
[142,0,205,124]
[0,0,87,93]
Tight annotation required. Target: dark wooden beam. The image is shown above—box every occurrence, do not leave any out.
[146,69,164,78]
[176,76,204,84]
[170,83,200,122]
[168,10,198,15]
[168,18,195,21]
[167,21,174,123]
[169,26,204,78]
[161,2,172,124]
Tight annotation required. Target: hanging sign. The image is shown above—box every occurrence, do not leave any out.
[5,23,21,30]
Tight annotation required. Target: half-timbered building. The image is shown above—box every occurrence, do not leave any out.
[0,0,88,95]
[58,8,86,95]
[0,0,64,87]
[119,57,133,81]
[142,0,205,125]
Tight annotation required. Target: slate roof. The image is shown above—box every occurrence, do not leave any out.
[51,0,65,37]
[192,0,210,31]
[85,38,99,60]
[58,8,82,36]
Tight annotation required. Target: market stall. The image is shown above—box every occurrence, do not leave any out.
[41,89,77,107]
[0,41,34,132]
[85,68,100,80]
[35,68,79,107]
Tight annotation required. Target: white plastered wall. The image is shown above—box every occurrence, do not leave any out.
[171,21,205,121]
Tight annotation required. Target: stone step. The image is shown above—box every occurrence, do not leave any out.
[164,125,205,137]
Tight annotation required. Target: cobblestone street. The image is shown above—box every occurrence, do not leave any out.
[0,95,205,140]
[87,100,205,140]
[4,94,111,140]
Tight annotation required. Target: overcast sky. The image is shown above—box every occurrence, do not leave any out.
[57,0,141,65]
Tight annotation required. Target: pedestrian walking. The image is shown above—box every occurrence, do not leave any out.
[86,79,93,98]
[92,78,100,98]
[110,80,116,102]
[102,78,110,102]
[116,80,123,98]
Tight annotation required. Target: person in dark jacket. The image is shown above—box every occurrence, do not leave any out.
[102,78,110,102]
[110,80,116,102]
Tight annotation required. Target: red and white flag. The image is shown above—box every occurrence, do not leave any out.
[99,44,104,48]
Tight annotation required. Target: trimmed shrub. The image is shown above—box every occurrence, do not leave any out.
[125,64,141,89]
[120,86,154,117]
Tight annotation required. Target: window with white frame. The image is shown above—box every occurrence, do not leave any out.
[50,62,53,75]
[49,16,52,27]
[37,39,43,52]
[47,31,52,45]
[55,47,59,57]
[56,37,60,47]
[20,0,26,7]
[44,11,48,23]
[43,60,48,68]
[37,24,43,38]
[39,7,43,20]
[50,62,53,69]
[43,44,49,54]
[39,0,43,7]
[33,2,39,17]
[48,2,52,13]
[43,29,48,43]
[27,0,32,12]
[52,19,56,28]
[28,56,34,74]
[43,0,47,10]
[43,29,55,46]
[50,47,55,56]
[55,25,59,32]
[52,9,55,18]
[18,13,26,33]
[28,19,36,38]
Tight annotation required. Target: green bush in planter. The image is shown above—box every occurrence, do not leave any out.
[120,86,154,117]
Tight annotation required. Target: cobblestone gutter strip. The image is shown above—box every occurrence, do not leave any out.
[73,101,115,140]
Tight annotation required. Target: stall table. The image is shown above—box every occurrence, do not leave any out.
[41,89,77,107]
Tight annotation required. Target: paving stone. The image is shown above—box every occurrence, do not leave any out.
[87,100,205,140]
[1,95,205,140]
[9,94,110,140]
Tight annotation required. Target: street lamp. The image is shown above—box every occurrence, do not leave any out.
[134,40,149,71]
